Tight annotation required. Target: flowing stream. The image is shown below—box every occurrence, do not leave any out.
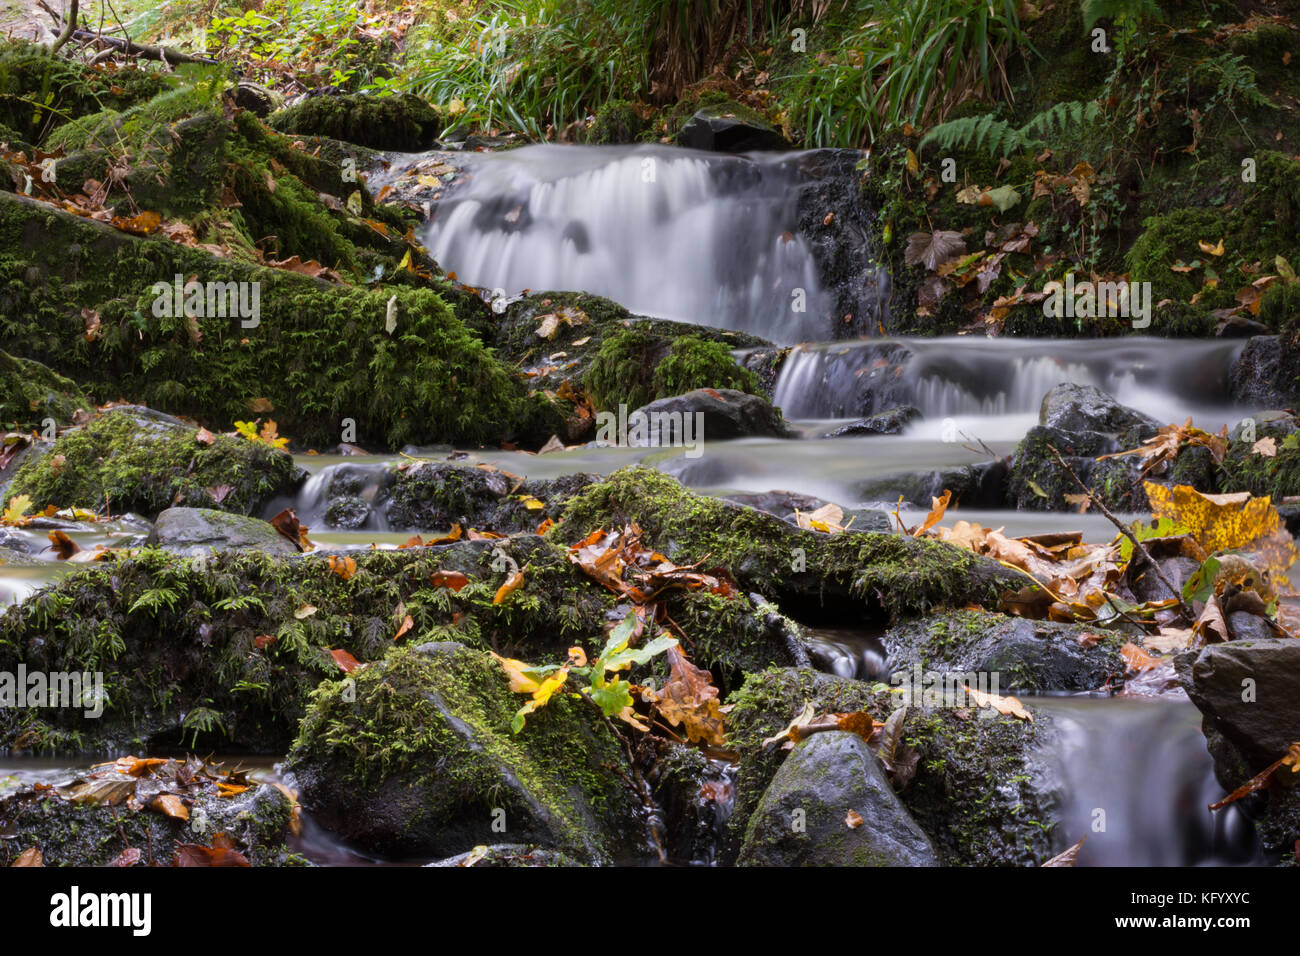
[2,144,1276,865]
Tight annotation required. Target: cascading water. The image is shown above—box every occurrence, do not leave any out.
[421,144,836,343]
[771,337,1248,425]
[1032,698,1261,867]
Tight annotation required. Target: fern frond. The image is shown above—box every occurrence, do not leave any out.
[1081,0,1164,33]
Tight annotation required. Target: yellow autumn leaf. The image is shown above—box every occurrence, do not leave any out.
[1144,483,1277,553]
[519,496,545,510]
[2,494,33,525]
[1144,482,1295,578]
[512,666,569,732]
[491,651,542,694]
[965,684,1033,721]
[1198,238,1225,256]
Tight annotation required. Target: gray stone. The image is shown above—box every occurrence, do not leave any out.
[630,388,793,443]
[1176,638,1300,770]
[148,507,298,557]
[738,731,940,866]
[1039,383,1159,434]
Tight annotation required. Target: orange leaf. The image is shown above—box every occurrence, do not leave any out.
[395,614,414,642]
[1120,642,1160,673]
[11,847,42,867]
[431,569,469,592]
[330,648,362,673]
[151,793,189,821]
[328,554,357,580]
[494,569,525,605]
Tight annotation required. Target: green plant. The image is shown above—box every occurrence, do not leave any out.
[920,100,1101,158]
[1080,0,1163,33]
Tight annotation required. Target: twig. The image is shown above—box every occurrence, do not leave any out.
[49,0,77,53]
[70,29,219,66]
[1047,444,1193,621]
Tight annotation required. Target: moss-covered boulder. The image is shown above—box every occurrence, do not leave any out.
[724,667,1063,866]
[7,405,301,518]
[287,641,642,862]
[488,291,770,404]
[0,350,89,431]
[557,467,1032,621]
[0,772,300,867]
[0,40,166,145]
[0,190,561,450]
[1219,411,1300,500]
[268,92,441,151]
[883,608,1125,694]
[0,525,801,752]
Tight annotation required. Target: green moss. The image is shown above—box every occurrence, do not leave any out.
[268,92,441,151]
[0,191,561,450]
[287,641,639,860]
[8,406,299,517]
[0,350,88,431]
[584,328,762,412]
[585,99,651,144]
[558,467,1030,618]
[0,40,166,144]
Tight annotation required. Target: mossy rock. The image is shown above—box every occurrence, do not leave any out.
[489,290,770,403]
[0,780,301,866]
[0,40,166,144]
[0,350,89,431]
[286,641,642,862]
[0,530,793,752]
[883,608,1126,694]
[268,92,441,151]
[0,191,562,450]
[7,405,301,518]
[558,467,1032,622]
[724,666,1062,866]
[585,99,651,144]
[1220,413,1300,500]
[585,328,764,413]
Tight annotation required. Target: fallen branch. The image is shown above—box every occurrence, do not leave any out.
[1047,444,1194,622]
[69,29,220,66]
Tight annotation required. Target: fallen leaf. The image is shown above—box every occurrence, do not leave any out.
[329,648,361,673]
[494,569,525,604]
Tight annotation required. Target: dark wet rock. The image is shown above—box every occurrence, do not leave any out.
[148,507,299,557]
[792,148,889,340]
[883,609,1124,694]
[645,741,735,866]
[5,405,303,519]
[426,843,584,867]
[738,730,939,866]
[384,462,598,531]
[1229,336,1293,407]
[0,778,300,866]
[232,80,283,117]
[628,388,793,443]
[1176,638,1300,771]
[1039,383,1160,435]
[723,667,1062,865]
[1008,384,1168,512]
[826,405,921,437]
[676,108,791,152]
[287,641,643,862]
[324,495,371,529]
[857,459,1008,509]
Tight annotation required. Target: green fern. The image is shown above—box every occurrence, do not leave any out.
[920,101,1101,158]
[1081,0,1164,32]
